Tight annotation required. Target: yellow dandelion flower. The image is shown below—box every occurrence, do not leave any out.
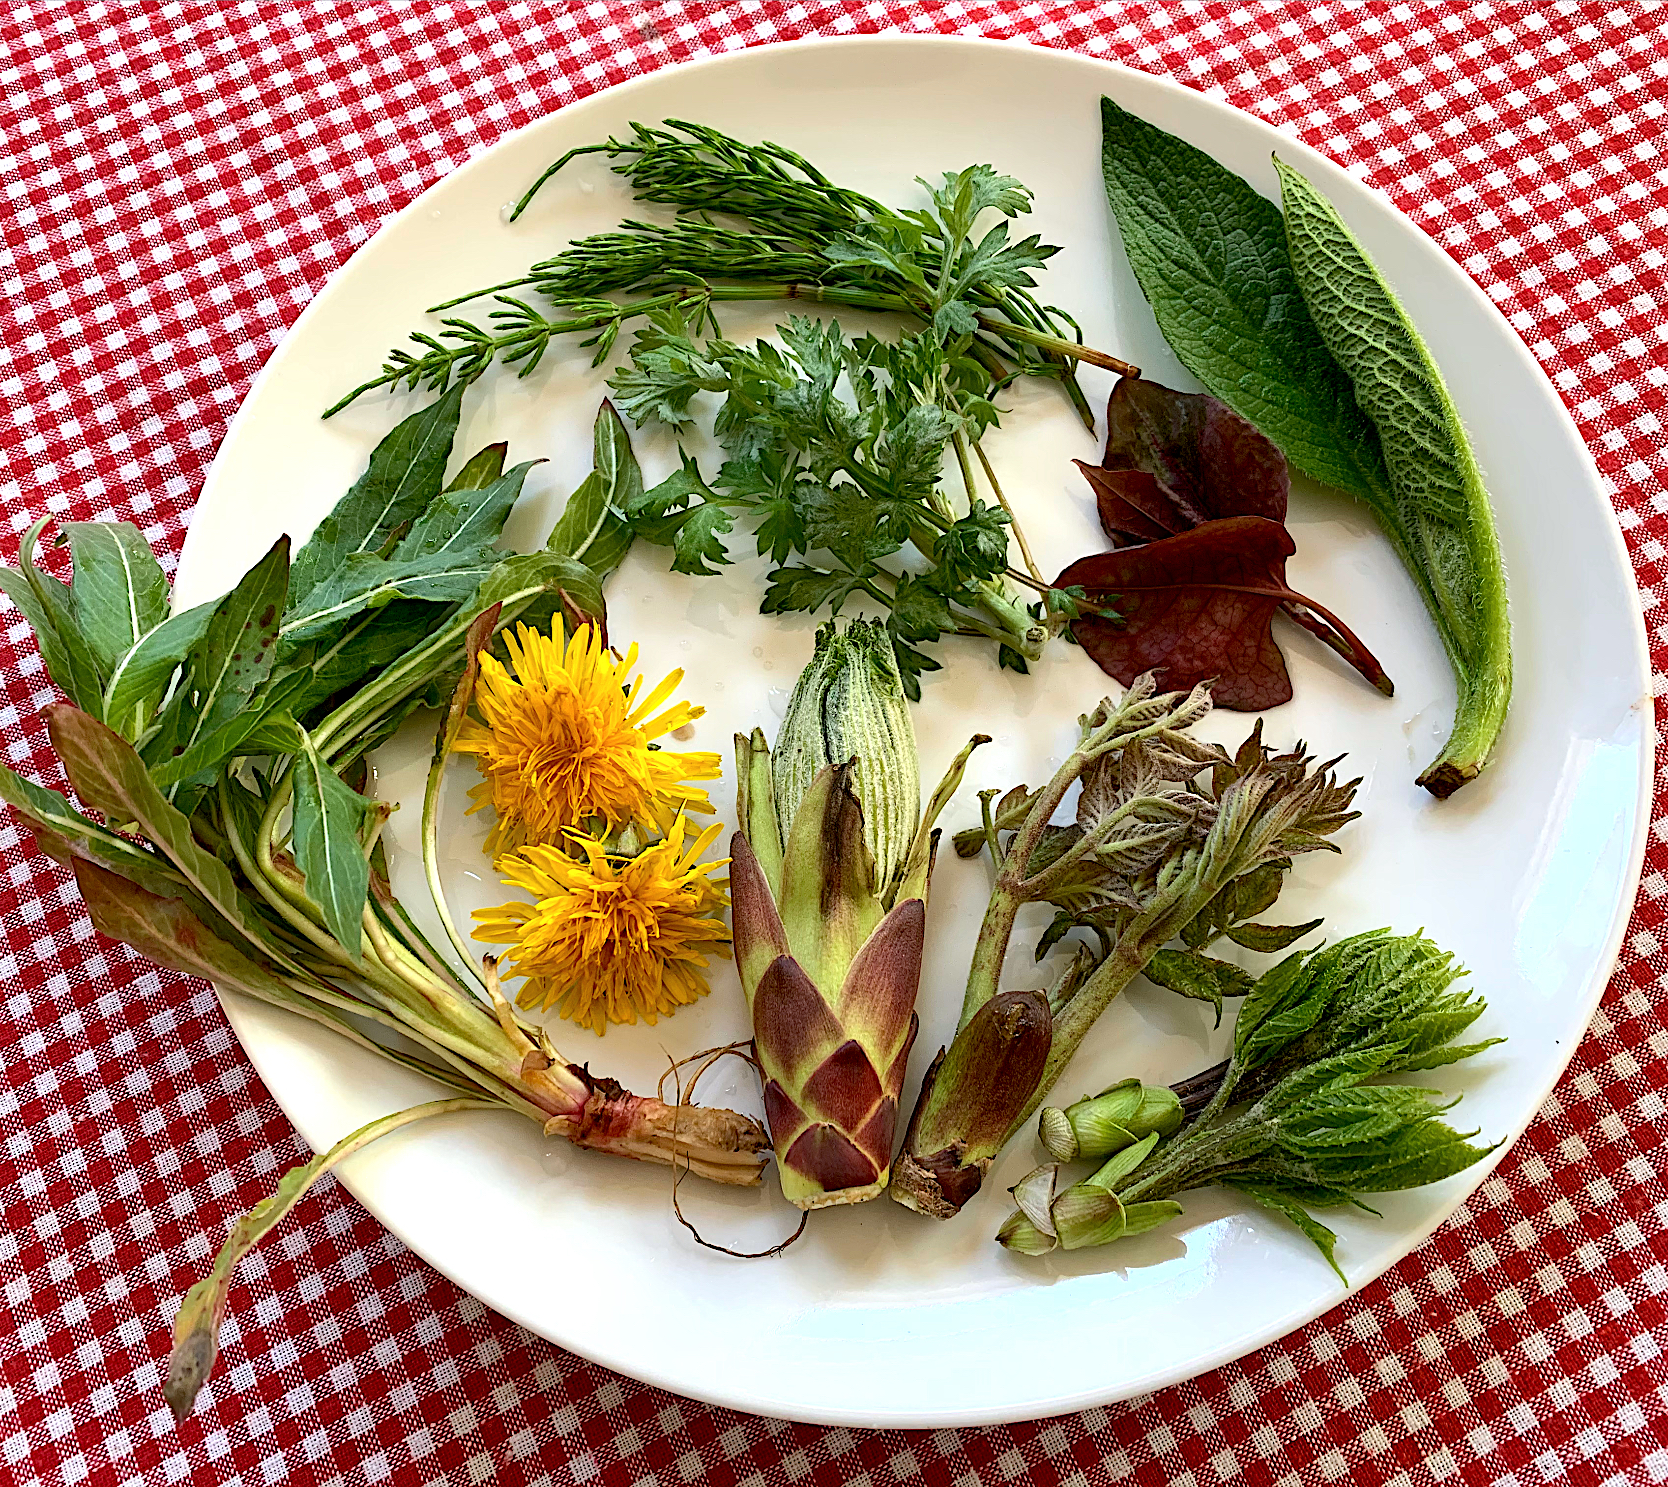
[453,622,721,858]
[473,817,732,1035]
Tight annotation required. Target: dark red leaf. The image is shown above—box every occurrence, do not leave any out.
[1089,376,1289,543]
[833,896,924,1067]
[782,1123,879,1190]
[801,1039,883,1131]
[1067,379,1391,705]
[762,1080,810,1148]
[752,953,843,1083]
[1060,516,1300,710]
[850,1097,898,1170]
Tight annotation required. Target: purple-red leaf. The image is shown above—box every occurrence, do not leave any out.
[1088,376,1289,542]
[1060,516,1302,711]
[1067,380,1390,706]
[762,1080,810,1148]
[727,831,789,1002]
[801,1039,884,1132]
[832,896,924,1072]
[851,1097,899,1171]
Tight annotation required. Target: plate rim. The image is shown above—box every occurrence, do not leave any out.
[177,30,1655,1426]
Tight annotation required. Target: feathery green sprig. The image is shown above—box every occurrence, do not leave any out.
[330,120,1136,419]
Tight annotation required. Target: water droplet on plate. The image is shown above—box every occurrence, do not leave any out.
[499,202,517,223]
[579,179,595,195]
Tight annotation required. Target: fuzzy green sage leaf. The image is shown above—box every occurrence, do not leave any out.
[1099,96,1389,503]
[1274,157,1512,797]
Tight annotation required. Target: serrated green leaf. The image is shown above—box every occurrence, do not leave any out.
[1225,1180,1345,1282]
[1233,946,1335,1070]
[886,632,940,702]
[607,318,730,427]
[760,565,865,617]
[888,573,957,644]
[1226,918,1324,953]
[1278,1084,1447,1149]
[1290,1112,1493,1193]
[630,456,715,523]
[668,502,734,577]
[1144,947,1253,1024]
[1398,1037,1504,1072]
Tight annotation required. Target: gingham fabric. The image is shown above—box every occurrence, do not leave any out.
[1,3,1664,1484]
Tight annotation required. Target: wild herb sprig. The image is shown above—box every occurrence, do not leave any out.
[999,930,1501,1271]
[330,123,1141,686]
[615,309,1076,693]
[331,121,1135,418]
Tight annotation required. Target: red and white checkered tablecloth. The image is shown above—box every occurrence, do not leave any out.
[2,2,1665,1483]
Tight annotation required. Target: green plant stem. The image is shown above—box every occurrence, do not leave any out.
[422,741,484,981]
[1013,936,1157,1134]
[332,276,1135,416]
[960,758,1088,1023]
[163,1096,501,1421]
[970,437,1045,585]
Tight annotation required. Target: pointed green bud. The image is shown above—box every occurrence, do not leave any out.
[1081,1129,1162,1192]
[773,620,919,895]
[996,1208,1058,1254]
[1040,1080,1184,1163]
[1052,1186,1127,1249]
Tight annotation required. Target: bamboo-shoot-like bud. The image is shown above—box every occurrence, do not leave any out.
[734,623,986,1210]
[1037,1079,1184,1163]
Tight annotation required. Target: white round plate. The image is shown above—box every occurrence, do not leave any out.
[174,36,1651,1426]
